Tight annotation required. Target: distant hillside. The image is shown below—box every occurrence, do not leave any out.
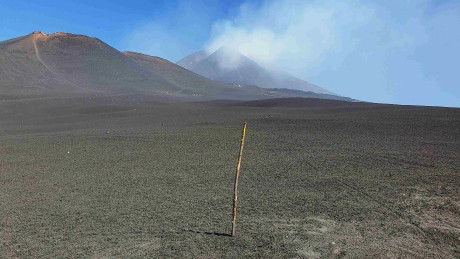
[123,52,230,96]
[177,47,334,95]
[176,50,208,71]
[0,32,352,101]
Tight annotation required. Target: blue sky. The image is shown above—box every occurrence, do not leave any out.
[0,0,459,107]
[0,0,244,59]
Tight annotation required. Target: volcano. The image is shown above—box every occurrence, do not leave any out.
[0,32,351,101]
[177,46,334,95]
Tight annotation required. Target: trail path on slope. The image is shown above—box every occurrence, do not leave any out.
[32,38,98,92]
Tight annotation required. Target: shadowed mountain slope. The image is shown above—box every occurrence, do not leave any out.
[123,51,231,96]
[177,47,334,95]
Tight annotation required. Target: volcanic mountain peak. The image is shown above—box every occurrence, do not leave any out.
[31,31,47,36]
[29,31,88,38]
[212,45,237,55]
[177,47,335,95]
[1,31,69,46]
[21,31,106,49]
[27,31,79,40]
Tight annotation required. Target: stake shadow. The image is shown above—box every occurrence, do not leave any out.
[182,229,231,237]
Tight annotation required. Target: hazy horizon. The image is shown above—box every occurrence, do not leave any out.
[1,0,459,107]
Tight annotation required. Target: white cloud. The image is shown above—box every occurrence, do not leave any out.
[205,0,460,106]
[206,0,369,70]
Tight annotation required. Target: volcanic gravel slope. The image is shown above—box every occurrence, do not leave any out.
[0,95,459,258]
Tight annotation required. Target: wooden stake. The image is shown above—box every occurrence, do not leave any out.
[232,122,247,237]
